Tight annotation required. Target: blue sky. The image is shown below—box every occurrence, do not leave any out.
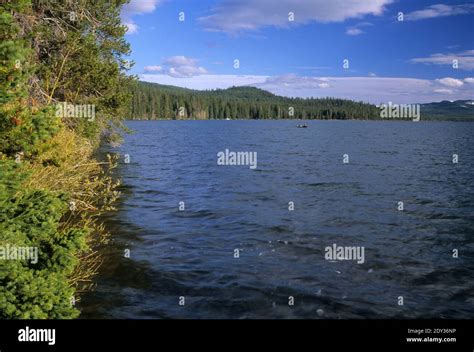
[121,0,474,103]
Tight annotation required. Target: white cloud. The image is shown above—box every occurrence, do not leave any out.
[410,50,474,70]
[256,75,438,103]
[163,56,196,67]
[121,0,162,34]
[433,88,454,94]
[464,77,474,84]
[168,66,207,77]
[346,21,373,36]
[140,74,269,89]
[199,0,392,34]
[125,22,139,34]
[293,66,332,70]
[140,73,474,103]
[436,77,464,87]
[163,56,208,78]
[346,28,363,36]
[144,56,208,78]
[124,0,160,13]
[144,65,163,72]
[406,4,474,21]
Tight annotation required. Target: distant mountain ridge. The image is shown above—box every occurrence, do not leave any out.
[420,100,474,120]
[129,81,474,121]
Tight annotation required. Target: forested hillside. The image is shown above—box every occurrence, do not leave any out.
[420,100,474,121]
[129,81,381,120]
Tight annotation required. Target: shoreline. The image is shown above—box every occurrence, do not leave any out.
[124,118,474,122]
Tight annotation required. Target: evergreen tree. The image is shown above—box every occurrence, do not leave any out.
[0,0,59,157]
[128,82,380,120]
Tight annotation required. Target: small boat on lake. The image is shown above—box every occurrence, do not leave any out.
[296,124,308,128]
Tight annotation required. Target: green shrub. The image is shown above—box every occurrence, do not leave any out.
[0,161,89,318]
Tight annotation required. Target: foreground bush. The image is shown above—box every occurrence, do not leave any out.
[0,0,124,318]
[0,161,89,318]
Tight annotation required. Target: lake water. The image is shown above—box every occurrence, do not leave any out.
[80,120,474,319]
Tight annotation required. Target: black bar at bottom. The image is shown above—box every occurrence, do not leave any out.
[0,319,472,351]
